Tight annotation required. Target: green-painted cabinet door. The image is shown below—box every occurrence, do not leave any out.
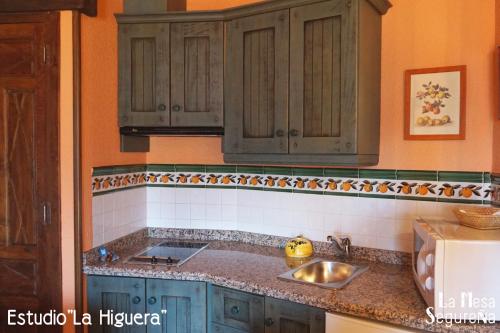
[87,275,146,333]
[264,297,325,333]
[118,23,170,127]
[146,279,207,333]
[289,0,357,154]
[210,285,265,333]
[170,21,223,128]
[224,10,290,154]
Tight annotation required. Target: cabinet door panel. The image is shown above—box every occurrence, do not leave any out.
[265,297,325,333]
[146,279,207,333]
[224,10,289,154]
[211,285,265,333]
[171,21,223,127]
[87,276,146,333]
[290,0,356,154]
[118,23,169,127]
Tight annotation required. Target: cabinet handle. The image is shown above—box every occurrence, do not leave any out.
[230,306,240,315]
[172,104,181,112]
[158,104,167,111]
[134,283,141,289]
[276,129,284,137]
[148,297,157,305]
[290,129,299,137]
[132,296,141,304]
[264,318,274,327]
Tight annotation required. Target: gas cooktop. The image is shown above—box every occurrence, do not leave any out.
[127,240,209,266]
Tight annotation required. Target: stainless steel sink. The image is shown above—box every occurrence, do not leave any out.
[278,258,368,289]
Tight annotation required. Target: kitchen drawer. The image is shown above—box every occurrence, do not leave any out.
[211,323,248,333]
[210,285,265,332]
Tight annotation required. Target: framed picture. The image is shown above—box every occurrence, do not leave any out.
[404,65,466,140]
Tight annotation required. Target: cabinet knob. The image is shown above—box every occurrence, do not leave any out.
[276,129,284,137]
[290,129,299,137]
[134,283,141,289]
[158,104,167,111]
[264,318,274,327]
[148,297,157,305]
[132,296,141,304]
[230,306,240,315]
[172,104,181,112]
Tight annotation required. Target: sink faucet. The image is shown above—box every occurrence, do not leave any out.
[327,235,351,257]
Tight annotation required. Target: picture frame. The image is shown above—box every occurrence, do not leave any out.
[404,65,466,140]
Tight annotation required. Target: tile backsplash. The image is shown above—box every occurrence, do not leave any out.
[91,165,494,251]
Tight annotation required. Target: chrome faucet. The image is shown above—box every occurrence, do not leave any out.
[327,235,351,257]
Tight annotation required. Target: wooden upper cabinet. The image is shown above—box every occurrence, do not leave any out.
[118,23,170,127]
[170,21,223,127]
[289,0,356,154]
[224,10,289,154]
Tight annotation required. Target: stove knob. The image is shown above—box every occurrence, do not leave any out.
[151,256,158,264]
[425,277,434,291]
[166,256,173,264]
[425,253,434,266]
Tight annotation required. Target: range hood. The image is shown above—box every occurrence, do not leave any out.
[120,126,224,136]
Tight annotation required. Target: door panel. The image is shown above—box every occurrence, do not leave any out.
[224,10,289,154]
[146,279,207,333]
[290,0,357,154]
[87,276,146,333]
[170,21,223,127]
[211,285,265,333]
[0,13,60,333]
[118,23,170,127]
[264,297,325,333]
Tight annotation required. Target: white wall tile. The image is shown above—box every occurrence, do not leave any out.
[191,204,206,220]
[93,184,464,253]
[161,203,176,220]
[175,203,190,220]
[221,189,237,205]
[206,205,222,221]
[205,189,222,205]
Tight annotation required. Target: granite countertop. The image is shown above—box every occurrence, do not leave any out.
[83,229,498,333]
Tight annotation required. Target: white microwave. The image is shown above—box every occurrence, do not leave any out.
[413,218,500,319]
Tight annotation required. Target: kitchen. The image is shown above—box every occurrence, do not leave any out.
[0,0,499,333]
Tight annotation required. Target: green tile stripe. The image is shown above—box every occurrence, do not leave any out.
[359,169,396,180]
[324,168,358,178]
[92,164,146,176]
[438,171,483,183]
[397,170,437,181]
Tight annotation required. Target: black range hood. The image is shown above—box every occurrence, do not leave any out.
[120,126,224,136]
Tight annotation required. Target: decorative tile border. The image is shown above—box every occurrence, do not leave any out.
[92,165,493,204]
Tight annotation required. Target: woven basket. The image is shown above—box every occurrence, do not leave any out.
[453,206,500,230]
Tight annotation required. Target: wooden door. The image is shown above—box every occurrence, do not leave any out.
[289,0,357,154]
[118,23,170,127]
[224,10,289,154]
[146,279,207,333]
[0,13,61,333]
[170,21,223,128]
[264,298,325,333]
[87,276,147,333]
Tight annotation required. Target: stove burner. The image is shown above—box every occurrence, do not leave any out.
[128,241,209,267]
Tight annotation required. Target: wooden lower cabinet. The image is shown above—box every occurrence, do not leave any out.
[87,276,147,333]
[146,279,207,333]
[87,276,206,333]
[264,297,325,333]
[209,286,324,333]
[87,277,324,333]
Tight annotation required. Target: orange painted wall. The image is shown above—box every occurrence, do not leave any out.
[81,0,498,250]
[148,0,497,171]
[494,0,500,173]
[81,0,146,250]
[60,11,76,333]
